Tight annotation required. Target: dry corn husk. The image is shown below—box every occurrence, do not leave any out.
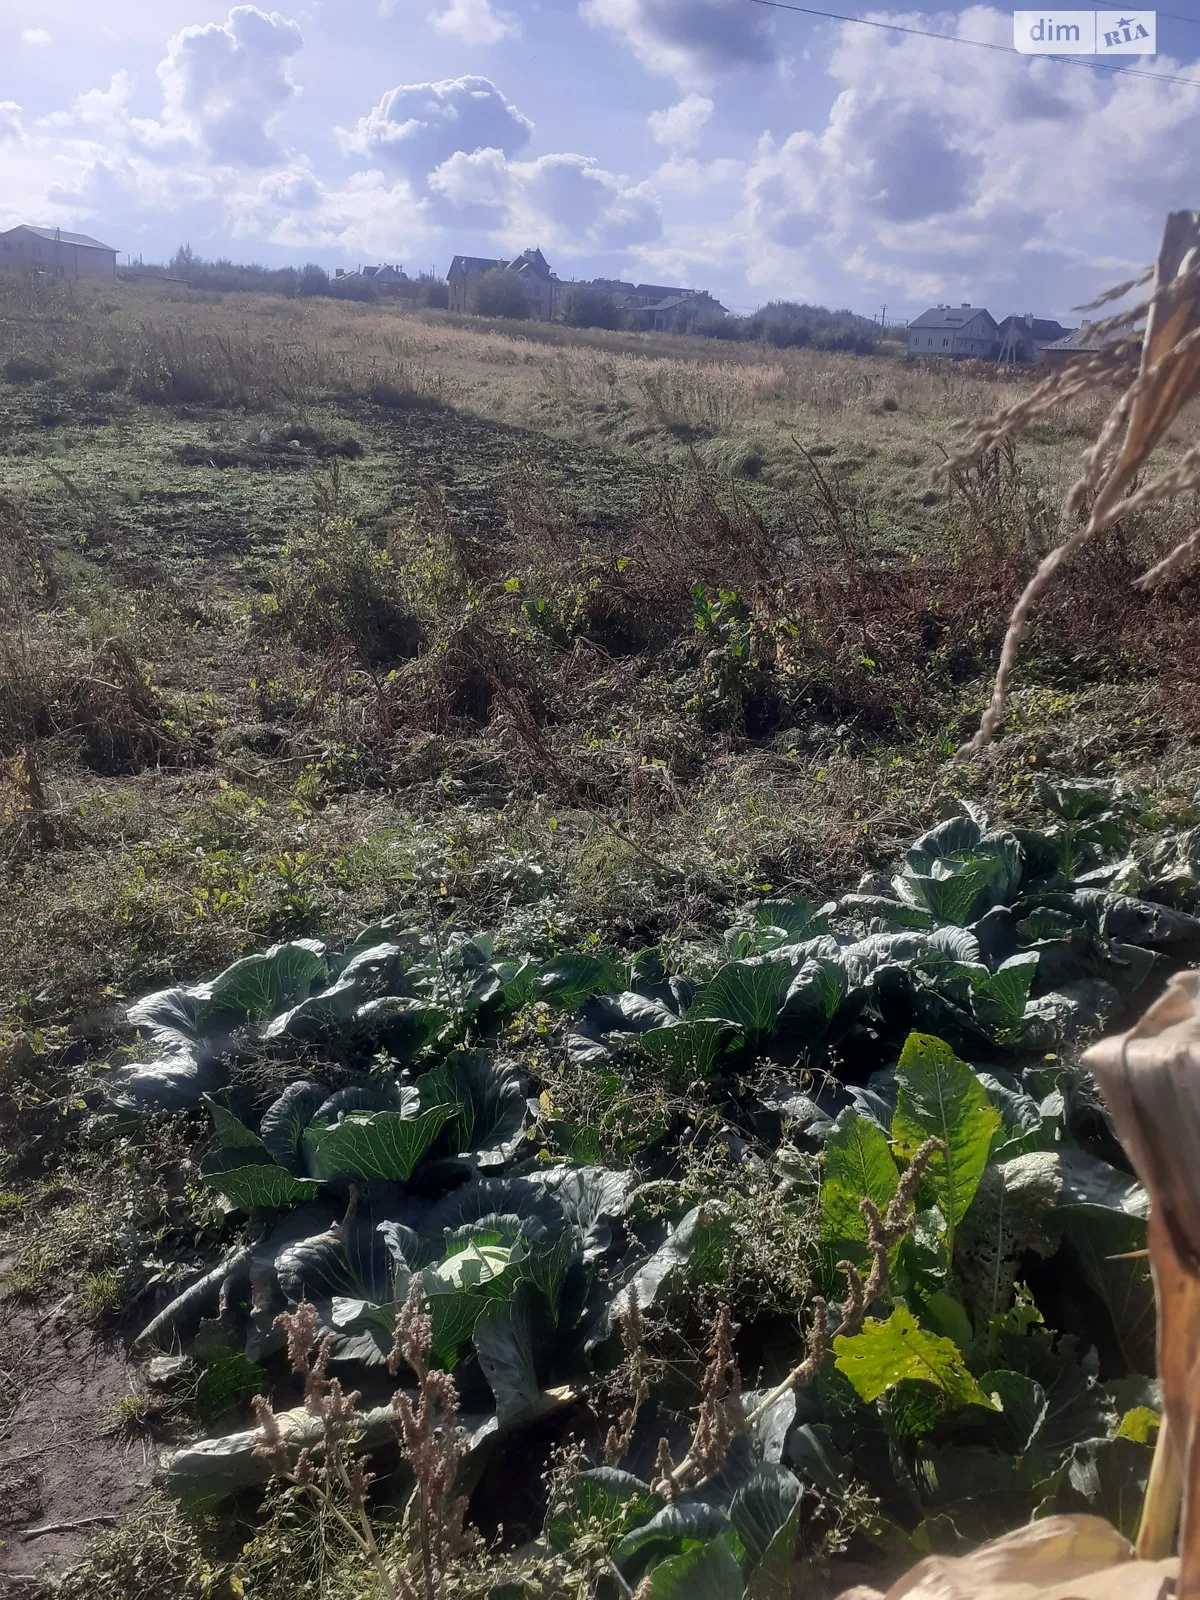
[839,1515,1175,1600]
[1085,970,1200,1598]
[948,209,1200,751]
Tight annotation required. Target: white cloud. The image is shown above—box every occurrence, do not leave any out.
[0,102,23,142]
[648,93,713,150]
[428,147,661,251]
[21,28,53,46]
[740,6,1200,308]
[581,0,775,86]
[428,0,519,45]
[156,6,303,166]
[339,76,532,178]
[654,153,743,193]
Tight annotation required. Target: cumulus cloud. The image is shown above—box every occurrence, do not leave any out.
[581,0,774,86]
[741,5,1200,307]
[21,28,52,46]
[428,147,661,250]
[339,76,532,178]
[0,102,23,142]
[156,5,303,166]
[648,93,713,150]
[258,165,323,210]
[429,0,519,45]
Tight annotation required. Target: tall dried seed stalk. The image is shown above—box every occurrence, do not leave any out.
[939,209,1200,751]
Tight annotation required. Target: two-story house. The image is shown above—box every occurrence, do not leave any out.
[447,247,559,321]
[907,304,999,359]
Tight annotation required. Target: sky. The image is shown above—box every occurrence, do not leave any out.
[2,0,1200,319]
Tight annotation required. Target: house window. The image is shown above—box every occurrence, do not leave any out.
[943,337,949,347]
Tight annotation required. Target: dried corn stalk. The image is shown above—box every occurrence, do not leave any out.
[941,209,1200,751]
[1085,971,1200,1600]
[837,1515,1174,1600]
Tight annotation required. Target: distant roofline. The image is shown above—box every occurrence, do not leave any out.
[3,223,117,251]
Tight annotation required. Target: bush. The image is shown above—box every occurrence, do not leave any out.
[416,273,449,309]
[471,269,529,320]
[3,354,53,384]
[297,262,330,298]
[265,517,422,666]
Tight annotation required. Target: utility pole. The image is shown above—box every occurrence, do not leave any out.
[880,303,887,328]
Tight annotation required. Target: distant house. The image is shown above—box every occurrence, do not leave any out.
[1039,321,1142,370]
[996,313,1074,363]
[447,247,560,321]
[0,224,117,280]
[907,304,999,359]
[625,290,728,332]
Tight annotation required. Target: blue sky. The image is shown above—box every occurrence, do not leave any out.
[3,0,1200,318]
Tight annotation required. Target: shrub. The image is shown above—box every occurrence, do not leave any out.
[471,269,529,320]
[297,262,330,298]
[3,354,53,383]
[265,516,422,666]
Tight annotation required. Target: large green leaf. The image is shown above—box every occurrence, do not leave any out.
[689,960,792,1041]
[613,1503,734,1578]
[725,897,834,957]
[729,1464,801,1570]
[310,1105,455,1182]
[971,955,1039,1038]
[1059,1437,1154,1540]
[545,1470,663,1552]
[641,1538,745,1600]
[259,1081,328,1176]
[900,857,1008,927]
[205,1163,321,1211]
[834,1307,997,1409]
[606,1205,732,1332]
[353,996,450,1056]
[820,1108,900,1256]
[473,1281,544,1427]
[893,1033,1001,1250]
[640,1020,740,1082]
[953,1157,1059,1328]
[1058,1204,1157,1374]
[535,953,622,1010]
[204,940,328,1025]
[780,957,853,1041]
[417,1052,527,1163]
[978,1369,1047,1456]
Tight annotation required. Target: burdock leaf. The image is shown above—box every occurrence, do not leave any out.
[821,1108,900,1256]
[834,1306,997,1409]
[893,1033,1001,1245]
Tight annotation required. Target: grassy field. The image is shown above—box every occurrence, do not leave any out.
[2,274,1199,1596]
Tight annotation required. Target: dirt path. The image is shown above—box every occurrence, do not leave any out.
[0,1293,151,1590]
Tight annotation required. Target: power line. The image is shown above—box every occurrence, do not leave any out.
[748,0,1200,88]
